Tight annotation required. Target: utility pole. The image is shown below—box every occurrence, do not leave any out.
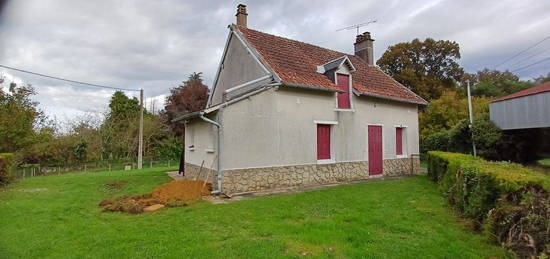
[466,80,477,157]
[138,89,144,169]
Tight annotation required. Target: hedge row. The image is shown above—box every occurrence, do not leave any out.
[427,151,549,258]
[0,153,16,186]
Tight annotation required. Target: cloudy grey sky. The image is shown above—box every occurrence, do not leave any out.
[1,0,549,120]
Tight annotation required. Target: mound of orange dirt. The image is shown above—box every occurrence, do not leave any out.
[100,180,212,214]
[152,180,212,203]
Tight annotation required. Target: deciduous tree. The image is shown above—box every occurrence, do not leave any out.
[462,69,532,97]
[377,38,464,100]
[0,83,45,152]
[164,72,209,136]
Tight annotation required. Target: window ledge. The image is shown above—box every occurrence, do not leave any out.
[334,108,355,112]
[317,159,335,165]
[205,148,215,153]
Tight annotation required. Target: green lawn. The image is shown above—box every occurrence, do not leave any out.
[538,158,550,167]
[0,167,508,258]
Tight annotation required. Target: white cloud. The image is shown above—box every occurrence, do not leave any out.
[0,0,549,120]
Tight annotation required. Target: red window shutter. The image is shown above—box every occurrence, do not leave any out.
[337,74,351,109]
[396,128,403,155]
[317,124,331,160]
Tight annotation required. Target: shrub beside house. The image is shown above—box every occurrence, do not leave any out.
[427,151,549,258]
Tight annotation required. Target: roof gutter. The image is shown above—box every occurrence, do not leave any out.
[282,83,343,93]
[171,111,202,123]
[357,91,428,106]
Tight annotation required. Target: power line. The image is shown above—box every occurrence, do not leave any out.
[508,48,550,69]
[0,64,140,92]
[495,34,550,68]
[511,56,550,73]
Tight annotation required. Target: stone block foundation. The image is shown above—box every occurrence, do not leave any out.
[220,157,420,194]
[183,163,217,185]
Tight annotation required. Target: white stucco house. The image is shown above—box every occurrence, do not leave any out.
[173,4,427,195]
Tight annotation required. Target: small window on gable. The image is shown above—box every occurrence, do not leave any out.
[337,74,351,109]
[317,124,331,160]
[396,127,404,156]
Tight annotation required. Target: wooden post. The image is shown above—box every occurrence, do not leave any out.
[138,89,144,169]
[195,161,205,181]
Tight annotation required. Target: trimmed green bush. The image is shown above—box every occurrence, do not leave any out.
[0,153,16,185]
[423,130,452,153]
[427,151,549,258]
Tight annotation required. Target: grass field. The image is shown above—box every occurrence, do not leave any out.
[0,167,508,258]
[538,158,550,167]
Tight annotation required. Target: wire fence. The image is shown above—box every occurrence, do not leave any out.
[14,158,177,179]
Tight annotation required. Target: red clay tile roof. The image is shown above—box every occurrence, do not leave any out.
[492,81,550,103]
[234,25,427,105]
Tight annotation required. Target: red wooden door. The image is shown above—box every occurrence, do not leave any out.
[368,125,383,175]
[337,74,351,109]
[317,124,331,160]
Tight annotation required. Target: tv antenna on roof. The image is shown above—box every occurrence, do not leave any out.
[336,20,377,35]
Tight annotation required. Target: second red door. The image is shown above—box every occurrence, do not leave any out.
[368,125,383,175]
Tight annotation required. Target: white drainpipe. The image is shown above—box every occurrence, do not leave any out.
[197,112,222,193]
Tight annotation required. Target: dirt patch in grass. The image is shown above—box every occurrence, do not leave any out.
[104,181,128,190]
[100,180,211,214]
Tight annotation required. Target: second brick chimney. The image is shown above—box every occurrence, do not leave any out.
[236,4,248,27]
[354,32,374,65]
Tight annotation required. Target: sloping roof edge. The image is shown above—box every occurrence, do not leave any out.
[230,24,282,83]
[316,55,356,74]
[491,81,550,103]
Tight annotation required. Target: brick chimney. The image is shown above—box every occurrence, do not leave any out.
[236,4,248,27]
[354,32,374,65]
